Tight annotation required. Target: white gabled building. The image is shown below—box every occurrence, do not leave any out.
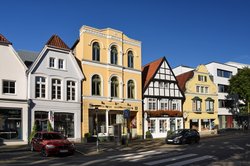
[142,57,185,138]
[26,35,84,142]
[0,34,28,145]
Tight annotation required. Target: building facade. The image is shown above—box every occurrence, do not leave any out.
[205,62,238,129]
[73,26,143,139]
[176,65,219,135]
[0,34,29,144]
[27,35,84,142]
[142,57,184,138]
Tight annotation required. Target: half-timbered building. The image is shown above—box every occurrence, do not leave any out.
[142,57,185,138]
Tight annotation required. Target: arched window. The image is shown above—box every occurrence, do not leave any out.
[127,80,135,99]
[92,75,101,96]
[92,42,100,61]
[111,77,119,97]
[110,46,118,65]
[128,51,134,68]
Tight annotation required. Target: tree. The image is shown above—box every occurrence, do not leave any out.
[29,122,38,143]
[228,67,250,115]
[47,121,54,132]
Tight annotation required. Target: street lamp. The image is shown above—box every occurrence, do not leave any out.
[95,106,99,152]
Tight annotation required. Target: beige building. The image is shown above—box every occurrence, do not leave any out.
[176,65,219,135]
[73,26,143,139]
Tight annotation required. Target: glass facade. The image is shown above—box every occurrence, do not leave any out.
[0,109,22,140]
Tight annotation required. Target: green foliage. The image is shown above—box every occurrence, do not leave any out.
[47,121,54,132]
[146,131,152,138]
[29,122,38,142]
[84,133,91,138]
[228,67,250,112]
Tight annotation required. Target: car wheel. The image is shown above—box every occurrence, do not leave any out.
[30,144,34,152]
[41,147,49,157]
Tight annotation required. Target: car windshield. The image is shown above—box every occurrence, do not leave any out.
[42,133,64,140]
[173,129,187,134]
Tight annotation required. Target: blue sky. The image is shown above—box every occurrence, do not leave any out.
[1,0,250,68]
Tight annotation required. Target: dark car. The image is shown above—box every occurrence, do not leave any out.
[165,129,200,144]
[31,131,75,157]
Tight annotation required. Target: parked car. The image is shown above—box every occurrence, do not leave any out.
[165,129,200,144]
[30,131,75,157]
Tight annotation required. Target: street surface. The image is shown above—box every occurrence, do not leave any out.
[0,132,249,166]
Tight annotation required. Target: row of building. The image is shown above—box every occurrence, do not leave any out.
[0,25,249,145]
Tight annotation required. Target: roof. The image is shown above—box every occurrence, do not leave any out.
[46,35,70,51]
[176,71,194,92]
[17,50,39,68]
[142,57,164,91]
[0,34,12,45]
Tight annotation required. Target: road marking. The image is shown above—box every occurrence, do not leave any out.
[166,155,214,166]
[130,152,182,162]
[144,154,197,165]
[80,158,108,166]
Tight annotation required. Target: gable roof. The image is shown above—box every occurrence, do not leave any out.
[142,57,164,91]
[17,50,39,68]
[46,35,70,51]
[0,34,12,45]
[176,71,194,92]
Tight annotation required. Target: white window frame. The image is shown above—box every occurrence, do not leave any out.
[35,76,46,98]
[51,79,62,100]
[67,80,76,101]
[148,98,157,110]
[2,80,16,94]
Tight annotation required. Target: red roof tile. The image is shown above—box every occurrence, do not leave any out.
[46,35,70,51]
[0,34,12,45]
[142,57,164,91]
[176,71,194,92]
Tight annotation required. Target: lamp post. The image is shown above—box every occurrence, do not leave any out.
[95,106,99,152]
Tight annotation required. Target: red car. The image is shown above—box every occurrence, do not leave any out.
[30,131,75,157]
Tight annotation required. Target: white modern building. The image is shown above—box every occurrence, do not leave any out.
[142,57,184,138]
[25,35,84,142]
[0,34,29,145]
[172,65,194,76]
[205,62,239,129]
[225,61,250,69]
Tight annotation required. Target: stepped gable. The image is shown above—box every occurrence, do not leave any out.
[0,34,12,45]
[46,34,70,51]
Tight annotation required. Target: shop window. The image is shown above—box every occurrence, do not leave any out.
[159,119,167,133]
[148,119,156,133]
[0,109,22,140]
[54,113,74,138]
[35,111,48,131]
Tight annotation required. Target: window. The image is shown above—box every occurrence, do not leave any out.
[160,99,168,110]
[110,46,118,65]
[206,99,214,112]
[2,80,15,94]
[196,86,200,93]
[217,69,232,78]
[111,77,119,97]
[128,51,134,68]
[52,79,61,100]
[58,59,64,69]
[205,87,209,93]
[92,42,100,61]
[127,80,135,99]
[159,82,164,88]
[201,86,204,93]
[172,100,179,110]
[54,113,74,138]
[35,77,46,98]
[219,99,233,108]
[159,119,167,133]
[67,81,76,101]
[148,98,157,110]
[198,75,207,82]
[148,119,156,133]
[196,86,208,93]
[218,84,228,93]
[49,57,55,68]
[192,97,202,112]
[92,75,101,96]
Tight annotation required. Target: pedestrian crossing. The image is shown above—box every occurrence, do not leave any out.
[106,150,216,166]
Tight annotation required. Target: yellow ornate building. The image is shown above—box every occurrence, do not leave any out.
[176,65,219,134]
[73,26,143,139]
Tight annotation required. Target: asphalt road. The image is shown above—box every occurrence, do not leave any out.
[0,132,249,166]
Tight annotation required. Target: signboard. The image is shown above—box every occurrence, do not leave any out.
[123,109,130,119]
